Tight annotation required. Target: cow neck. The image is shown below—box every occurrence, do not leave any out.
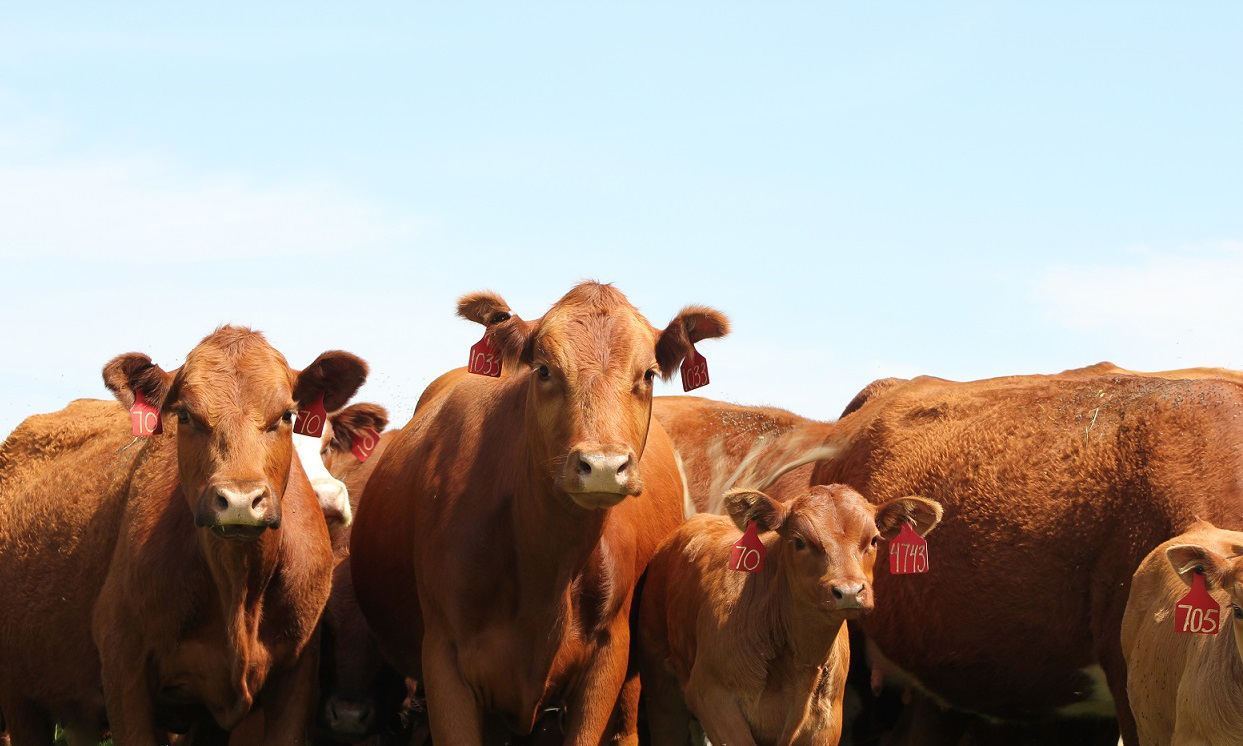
[200,524,282,715]
[512,441,610,594]
[741,543,846,673]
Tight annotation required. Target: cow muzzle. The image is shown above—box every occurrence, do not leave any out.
[827,580,873,613]
[558,447,641,507]
[195,481,281,539]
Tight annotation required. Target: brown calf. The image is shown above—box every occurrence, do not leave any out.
[638,484,941,745]
[1122,521,1243,745]
[0,326,367,746]
[350,282,728,743]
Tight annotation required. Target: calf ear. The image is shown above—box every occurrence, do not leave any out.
[329,403,389,454]
[875,496,943,540]
[295,351,369,413]
[723,488,789,533]
[457,290,538,364]
[1166,544,1231,589]
[102,353,174,410]
[655,306,730,380]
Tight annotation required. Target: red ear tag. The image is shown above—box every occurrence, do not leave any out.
[681,345,710,392]
[1175,570,1222,635]
[130,391,162,436]
[350,427,381,463]
[728,521,766,573]
[888,522,929,575]
[468,333,502,377]
[294,394,327,438]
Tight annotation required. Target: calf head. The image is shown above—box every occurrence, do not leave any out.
[103,326,367,541]
[458,281,728,509]
[290,403,388,530]
[1167,532,1243,654]
[724,484,942,614]
[321,402,390,476]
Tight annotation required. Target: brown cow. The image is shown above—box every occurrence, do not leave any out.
[1122,521,1243,745]
[638,484,941,745]
[350,282,728,743]
[0,326,366,746]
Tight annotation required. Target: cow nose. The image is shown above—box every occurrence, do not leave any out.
[569,450,633,494]
[212,484,271,526]
[312,478,352,527]
[831,581,868,609]
[325,696,375,736]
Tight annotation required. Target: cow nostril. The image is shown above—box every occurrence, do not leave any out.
[577,458,592,476]
[616,457,630,475]
[215,494,229,512]
[832,587,844,600]
[251,494,265,510]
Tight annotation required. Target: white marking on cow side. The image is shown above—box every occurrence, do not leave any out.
[1054,665,1116,718]
[672,449,697,519]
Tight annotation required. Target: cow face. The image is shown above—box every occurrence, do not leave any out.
[103,327,367,541]
[1166,539,1243,654]
[458,282,728,510]
[725,484,942,614]
[320,403,389,476]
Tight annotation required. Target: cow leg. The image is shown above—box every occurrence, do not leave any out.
[420,636,483,745]
[641,668,693,746]
[259,640,320,746]
[684,684,757,746]
[0,701,53,746]
[610,667,643,746]
[561,620,633,746]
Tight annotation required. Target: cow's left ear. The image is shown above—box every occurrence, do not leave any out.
[655,305,729,380]
[294,351,369,412]
[1166,544,1232,590]
[875,496,943,540]
[102,353,175,411]
[457,290,538,365]
[723,488,789,533]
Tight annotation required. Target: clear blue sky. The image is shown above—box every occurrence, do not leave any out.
[3,3,1241,437]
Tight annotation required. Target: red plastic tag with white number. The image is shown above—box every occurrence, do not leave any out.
[888,523,929,575]
[1175,571,1222,635]
[468,333,502,377]
[130,390,162,436]
[294,394,327,437]
[728,521,766,573]
[350,427,381,463]
[681,345,709,392]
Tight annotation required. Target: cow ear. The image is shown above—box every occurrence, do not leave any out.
[457,290,538,365]
[723,488,788,533]
[102,353,174,410]
[295,351,369,413]
[328,402,389,454]
[875,496,943,540]
[1166,544,1231,590]
[655,305,730,380]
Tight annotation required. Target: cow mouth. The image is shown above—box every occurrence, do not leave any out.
[209,524,269,541]
[566,491,630,510]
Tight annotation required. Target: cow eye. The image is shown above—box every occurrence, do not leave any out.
[870,535,881,548]
[644,369,657,383]
[282,410,295,423]
[537,364,551,380]
[1234,604,1243,620]
[176,409,190,424]
[793,537,807,551]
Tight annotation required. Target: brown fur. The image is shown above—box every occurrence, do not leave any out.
[1122,522,1243,745]
[638,484,940,745]
[350,282,727,743]
[0,326,367,746]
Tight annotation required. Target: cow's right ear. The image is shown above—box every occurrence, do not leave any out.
[102,353,174,410]
[875,496,944,540]
[294,351,369,413]
[329,403,389,454]
[1166,544,1232,589]
[723,488,788,533]
[457,290,538,364]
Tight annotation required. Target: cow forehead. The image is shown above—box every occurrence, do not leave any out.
[790,486,876,541]
[175,334,296,416]
[537,308,657,373]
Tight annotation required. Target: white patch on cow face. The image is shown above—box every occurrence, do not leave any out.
[292,431,352,527]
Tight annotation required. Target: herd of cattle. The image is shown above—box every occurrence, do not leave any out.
[2,281,1242,746]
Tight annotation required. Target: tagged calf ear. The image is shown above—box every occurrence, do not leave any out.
[456,290,538,364]
[655,305,730,380]
[295,351,368,413]
[1166,544,1230,590]
[723,488,788,533]
[875,496,944,540]
[329,402,389,453]
[102,353,174,410]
